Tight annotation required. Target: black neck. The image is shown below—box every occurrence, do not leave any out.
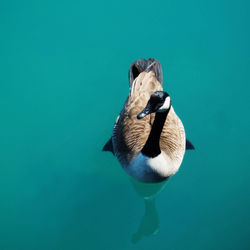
[141,110,169,158]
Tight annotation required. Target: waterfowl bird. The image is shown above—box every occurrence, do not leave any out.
[103,58,194,182]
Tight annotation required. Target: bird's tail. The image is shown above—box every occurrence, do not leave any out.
[129,58,163,87]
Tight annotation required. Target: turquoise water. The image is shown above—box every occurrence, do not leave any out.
[0,0,250,249]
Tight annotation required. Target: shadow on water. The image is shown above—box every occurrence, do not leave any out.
[129,178,167,244]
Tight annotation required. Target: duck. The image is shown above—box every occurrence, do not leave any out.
[103,58,194,182]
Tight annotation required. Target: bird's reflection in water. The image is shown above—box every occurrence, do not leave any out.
[129,178,167,243]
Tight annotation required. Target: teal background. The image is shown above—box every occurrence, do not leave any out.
[0,0,250,249]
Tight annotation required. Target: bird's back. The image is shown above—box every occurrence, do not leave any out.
[112,71,162,165]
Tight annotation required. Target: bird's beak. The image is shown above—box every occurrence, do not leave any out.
[137,104,152,119]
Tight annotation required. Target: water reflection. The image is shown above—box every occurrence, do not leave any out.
[129,178,167,243]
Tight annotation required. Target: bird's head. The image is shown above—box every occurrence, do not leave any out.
[137,91,171,119]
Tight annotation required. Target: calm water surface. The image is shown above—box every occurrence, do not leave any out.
[0,0,250,249]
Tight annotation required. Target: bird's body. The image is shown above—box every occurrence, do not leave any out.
[103,58,193,182]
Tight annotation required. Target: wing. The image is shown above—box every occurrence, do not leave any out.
[186,139,195,150]
[160,107,186,163]
[102,137,114,154]
[112,71,162,165]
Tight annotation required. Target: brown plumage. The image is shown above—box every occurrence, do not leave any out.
[112,70,185,170]
[102,58,193,182]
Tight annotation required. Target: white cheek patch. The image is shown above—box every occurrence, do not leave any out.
[159,96,171,111]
